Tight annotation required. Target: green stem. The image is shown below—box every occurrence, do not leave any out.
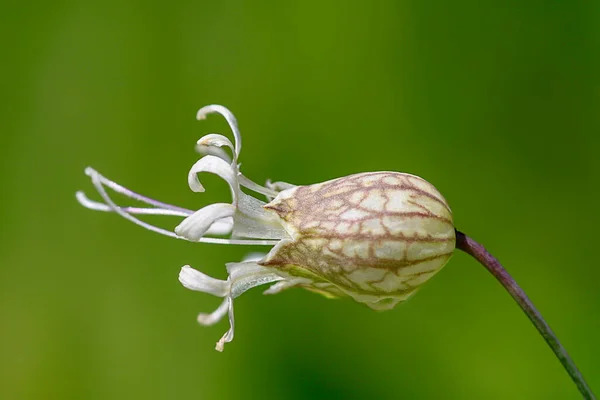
[455,230,595,400]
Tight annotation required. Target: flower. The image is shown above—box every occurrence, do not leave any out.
[77,104,455,351]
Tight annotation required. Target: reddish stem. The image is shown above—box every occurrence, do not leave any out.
[455,230,595,399]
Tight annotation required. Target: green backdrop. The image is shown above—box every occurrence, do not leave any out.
[1,1,598,399]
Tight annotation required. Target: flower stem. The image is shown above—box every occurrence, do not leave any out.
[455,230,595,400]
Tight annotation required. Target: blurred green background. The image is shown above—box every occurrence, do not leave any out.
[1,1,599,399]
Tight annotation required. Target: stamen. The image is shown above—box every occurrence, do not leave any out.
[77,191,233,236]
[84,167,191,214]
[196,105,242,159]
[76,191,192,217]
[197,237,280,246]
[89,168,184,240]
[82,167,280,245]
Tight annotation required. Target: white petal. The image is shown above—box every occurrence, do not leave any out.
[263,277,311,295]
[195,143,232,164]
[175,203,236,241]
[197,134,235,155]
[215,298,234,352]
[241,252,267,262]
[181,260,286,352]
[178,265,230,296]
[233,192,290,240]
[197,105,241,159]
[204,217,234,236]
[238,174,279,198]
[197,297,230,326]
[226,261,284,298]
[187,155,238,201]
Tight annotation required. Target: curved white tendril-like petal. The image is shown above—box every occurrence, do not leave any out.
[197,105,241,159]
[195,143,232,164]
[179,262,284,351]
[187,155,238,200]
[205,217,234,236]
[175,203,236,241]
[226,261,285,297]
[179,265,229,296]
[197,297,230,326]
[215,299,234,352]
[197,134,235,156]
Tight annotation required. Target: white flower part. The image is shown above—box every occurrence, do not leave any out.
[195,142,232,164]
[179,262,285,351]
[194,107,283,200]
[174,203,236,241]
[265,180,297,201]
[262,278,312,295]
[196,134,235,158]
[179,149,289,241]
[197,105,242,159]
[186,155,238,198]
[179,266,229,296]
[77,104,304,350]
[77,167,278,245]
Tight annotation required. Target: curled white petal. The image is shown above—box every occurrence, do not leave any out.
[204,217,234,236]
[215,298,234,352]
[226,261,284,298]
[187,155,238,204]
[175,203,236,241]
[197,134,235,154]
[197,297,230,326]
[195,143,232,164]
[180,261,284,352]
[197,105,241,159]
[179,265,229,296]
[187,155,236,193]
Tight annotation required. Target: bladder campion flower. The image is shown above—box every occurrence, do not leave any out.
[75,106,596,400]
[77,104,455,351]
